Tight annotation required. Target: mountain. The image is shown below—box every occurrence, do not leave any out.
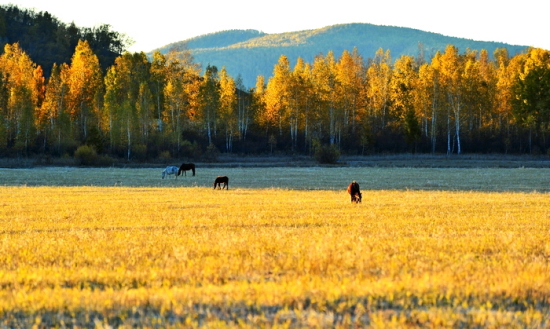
[154,23,528,88]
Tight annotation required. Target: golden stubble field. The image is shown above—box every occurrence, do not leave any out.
[0,166,549,328]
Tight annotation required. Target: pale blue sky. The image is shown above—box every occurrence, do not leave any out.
[2,0,548,53]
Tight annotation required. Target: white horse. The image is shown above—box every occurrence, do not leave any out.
[162,166,179,179]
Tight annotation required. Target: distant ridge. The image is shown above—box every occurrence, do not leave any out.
[154,23,528,88]
[157,29,268,52]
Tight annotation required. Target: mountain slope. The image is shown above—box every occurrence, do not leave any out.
[156,23,528,88]
[157,29,267,53]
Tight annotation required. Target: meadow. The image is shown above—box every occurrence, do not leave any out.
[0,166,549,328]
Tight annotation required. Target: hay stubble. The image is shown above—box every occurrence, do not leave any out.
[0,167,549,327]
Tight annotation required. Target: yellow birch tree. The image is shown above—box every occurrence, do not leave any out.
[66,39,102,142]
[365,48,392,132]
[219,67,237,152]
[0,43,44,153]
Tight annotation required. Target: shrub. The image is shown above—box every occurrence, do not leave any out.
[159,151,171,163]
[74,145,98,166]
[96,154,116,166]
[314,144,341,164]
[132,144,147,161]
[203,143,220,162]
[180,140,202,159]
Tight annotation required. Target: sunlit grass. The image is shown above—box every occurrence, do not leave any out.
[0,178,549,327]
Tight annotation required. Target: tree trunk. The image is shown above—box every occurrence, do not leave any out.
[447,107,451,155]
[126,118,131,161]
[455,103,462,155]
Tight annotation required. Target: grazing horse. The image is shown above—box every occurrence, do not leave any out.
[347,181,362,203]
[213,176,229,190]
[178,163,196,176]
[162,166,179,179]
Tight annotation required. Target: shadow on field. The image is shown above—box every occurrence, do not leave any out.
[0,155,549,192]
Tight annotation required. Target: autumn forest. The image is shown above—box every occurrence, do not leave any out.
[1,7,550,161]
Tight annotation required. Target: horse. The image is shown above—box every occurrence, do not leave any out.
[213,176,229,190]
[178,163,196,176]
[347,181,362,203]
[162,166,179,179]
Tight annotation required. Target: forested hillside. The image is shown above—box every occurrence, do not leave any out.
[158,24,528,88]
[157,29,267,53]
[0,4,129,76]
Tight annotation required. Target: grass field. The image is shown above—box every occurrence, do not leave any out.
[0,167,549,328]
[1,166,549,192]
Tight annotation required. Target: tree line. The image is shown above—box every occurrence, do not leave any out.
[261,46,550,156]
[0,38,549,161]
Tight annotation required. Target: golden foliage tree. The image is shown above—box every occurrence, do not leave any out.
[312,51,339,145]
[365,48,392,132]
[335,48,365,136]
[0,43,44,153]
[264,55,292,137]
[219,67,237,152]
[390,55,421,149]
[66,40,102,142]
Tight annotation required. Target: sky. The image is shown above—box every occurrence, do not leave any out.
[2,0,548,53]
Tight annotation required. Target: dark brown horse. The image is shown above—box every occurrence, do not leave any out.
[178,163,195,176]
[347,181,362,203]
[213,176,229,190]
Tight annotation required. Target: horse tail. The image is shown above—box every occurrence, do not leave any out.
[162,170,166,179]
[192,165,195,176]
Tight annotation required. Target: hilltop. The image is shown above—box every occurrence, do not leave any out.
[154,23,528,88]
